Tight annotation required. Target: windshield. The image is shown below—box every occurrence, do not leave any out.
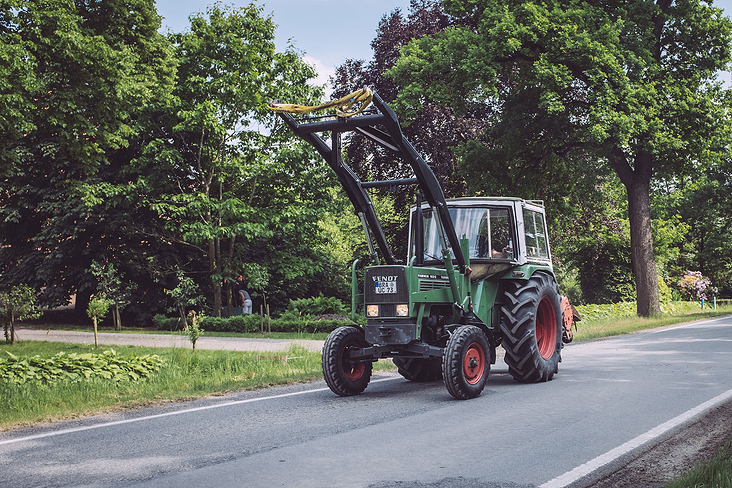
[412,207,514,262]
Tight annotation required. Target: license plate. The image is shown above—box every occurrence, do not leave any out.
[375,281,397,294]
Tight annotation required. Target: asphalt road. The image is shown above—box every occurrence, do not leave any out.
[2,315,732,488]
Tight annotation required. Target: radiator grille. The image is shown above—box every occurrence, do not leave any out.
[419,279,451,292]
[364,266,408,304]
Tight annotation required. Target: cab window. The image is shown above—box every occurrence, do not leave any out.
[523,209,549,260]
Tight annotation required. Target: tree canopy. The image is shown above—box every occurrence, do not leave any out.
[2,0,732,324]
[389,0,732,315]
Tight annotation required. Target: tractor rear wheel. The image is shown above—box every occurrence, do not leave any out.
[393,357,442,382]
[322,326,372,396]
[442,325,490,399]
[500,273,562,383]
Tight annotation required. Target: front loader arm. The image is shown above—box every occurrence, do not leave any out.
[276,111,397,265]
[272,88,467,274]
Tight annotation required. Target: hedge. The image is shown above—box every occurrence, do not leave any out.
[152,313,353,334]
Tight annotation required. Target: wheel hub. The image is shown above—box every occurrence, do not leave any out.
[463,342,486,385]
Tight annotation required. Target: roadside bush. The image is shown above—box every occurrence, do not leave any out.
[201,314,260,333]
[0,349,163,385]
[153,312,351,334]
[282,294,348,320]
[152,314,185,331]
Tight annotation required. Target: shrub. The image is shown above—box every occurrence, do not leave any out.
[678,271,717,302]
[152,313,351,334]
[201,314,260,333]
[283,295,348,320]
[0,349,164,385]
[152,314,185,331]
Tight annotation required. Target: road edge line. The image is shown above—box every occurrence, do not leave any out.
[539,387,732,488]
[0,376,400,447]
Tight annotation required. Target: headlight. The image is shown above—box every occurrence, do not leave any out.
[396,304,409,316]
[366,304,379,317]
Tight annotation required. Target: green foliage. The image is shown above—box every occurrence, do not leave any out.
[667,437,732,488]
[1,283,42,343]
[131,2,332,316]
[283,295,348,319]
[0,0,176,311]
[0,349,163,386]
[658,170,732,298]
[184,311,204,349]
[197,315,261,333]
[574,300,704,323]
[165,270,205,322]
[153,312,350,334]
[0,342,328,429]
[87,260,136,329]
[87,294,112,322]
[389,0,732,316]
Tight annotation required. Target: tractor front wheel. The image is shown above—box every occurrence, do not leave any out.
[500,273,563,383]
[442,325,490,399]
[322,326,372,396]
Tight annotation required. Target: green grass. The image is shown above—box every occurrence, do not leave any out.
[0,340,394,431]
[666,437,732,488]
[574,303,732,341]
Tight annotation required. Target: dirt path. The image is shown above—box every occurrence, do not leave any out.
[13,327,324,353]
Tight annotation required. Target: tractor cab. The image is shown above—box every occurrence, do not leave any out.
[409,197,552,280]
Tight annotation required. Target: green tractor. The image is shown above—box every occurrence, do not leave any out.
[271,88,576,400]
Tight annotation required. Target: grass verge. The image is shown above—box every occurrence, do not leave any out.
[0,340,393,431]
[573,304,732,341]
[666,437,732,488]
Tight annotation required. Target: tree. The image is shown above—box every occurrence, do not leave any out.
[184,310,204,350]
[0,0,176,314]
[87,294,111,348]
[0,284,42,345]
[389,0,732,316]
[87,261,136,330]
[659,167,732,297]
[165,270,205,327]
[329,1,476,258]
[132,2,330,316]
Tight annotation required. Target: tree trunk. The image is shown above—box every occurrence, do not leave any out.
[227,235,235,317]
[74,290,91,323]
[9,314,15,345]
[92,316,98,348]
[611,149,661,317]
[178,305,187,329]
[113,303,122,330]
[226,281,233,317]
[209,238,222,317]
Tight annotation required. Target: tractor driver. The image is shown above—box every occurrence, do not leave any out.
[477,210,513,259]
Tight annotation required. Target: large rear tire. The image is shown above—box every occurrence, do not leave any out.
[393,357,442,382]
[322,326,372,396]
[442,325,490,399]
[500,273,562,382]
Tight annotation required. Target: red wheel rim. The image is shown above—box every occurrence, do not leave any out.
[343,342,365,381]
[463,342,485,385]
[536,296,558,360]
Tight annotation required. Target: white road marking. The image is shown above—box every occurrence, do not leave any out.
[0,376,400,447]
[540,387,732,488]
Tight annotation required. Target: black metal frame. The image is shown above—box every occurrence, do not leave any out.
[276,91,467,274]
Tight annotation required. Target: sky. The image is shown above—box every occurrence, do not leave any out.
[154,0,414,87]
[154,0,732,88]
